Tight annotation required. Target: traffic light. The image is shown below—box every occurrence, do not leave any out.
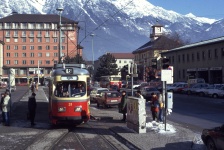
[162,58,170,69]
[151,58,157,69]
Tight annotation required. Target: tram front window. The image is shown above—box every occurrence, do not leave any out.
[54,81,86,97]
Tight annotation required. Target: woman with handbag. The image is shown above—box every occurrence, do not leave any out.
[118,91,127,121]
[150,93,159,121]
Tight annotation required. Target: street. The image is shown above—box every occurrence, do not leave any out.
[1,86,223,149]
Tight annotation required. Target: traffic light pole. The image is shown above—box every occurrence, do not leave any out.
[163,81,168,131]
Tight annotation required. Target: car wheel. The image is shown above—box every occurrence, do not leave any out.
[212,94,218,98]
[199,92,204,97]
[206,138,217,150]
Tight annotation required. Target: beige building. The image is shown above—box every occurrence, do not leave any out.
[161,36,224,84]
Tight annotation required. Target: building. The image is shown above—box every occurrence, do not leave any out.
[111,53,134,73]
[132,24,182,81]
[0,13,80,84]
[161,36,224,84]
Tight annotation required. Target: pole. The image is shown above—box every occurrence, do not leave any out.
[56,7,63,63]
[37,60,39,85]
[164,81,167,131]
[131,61,134,96]
[90,34,94,68]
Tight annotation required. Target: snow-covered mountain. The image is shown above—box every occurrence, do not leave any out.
[0,0,223,60]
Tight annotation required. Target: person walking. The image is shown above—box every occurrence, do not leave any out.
[136,90,144,99]
[158,93,164,122]
[150,93,159,121]
[1,93,5,124]
[28,93,37,126]
[2,91,10,126]
[118,91,127,121]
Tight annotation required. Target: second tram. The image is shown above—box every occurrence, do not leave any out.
[48,63,90,125]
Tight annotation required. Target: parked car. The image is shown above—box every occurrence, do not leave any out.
[167,82,187,92]
[140,86,160,101]
[201,124,224,150]
[172,83,188,93]
[207,86,224,98]
[133,82,149,90]
[90,88,109,103]
[96,91,121,108]
[182,83,209,95]
[195,84,224,97]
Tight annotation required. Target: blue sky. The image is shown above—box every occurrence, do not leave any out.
[148,0,224,19]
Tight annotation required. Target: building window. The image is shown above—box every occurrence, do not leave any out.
[36,23,43,29]
[39,60,42,64]
[46,60,50,64]
[182,54,185,63]
[178,70,181,78]
[6,38,10,42]
[5,31,10,37]
[22,38,26,42]
[124,60,127,63]
[22,60,26,64]
[38,53,42,57]
[38,46,42,50]
[214,49,218,58]
[62,38,65,43]
[6,53,10,57]
[21,23,27,29]
[22,46,26,50]
[62,46,65,50]
[22,31,26,37]
[53,46,57,50]
[202,51,205,60]
[14,53,18,57]
[46,45,50,50]
[183,69,185,79]
[37,38,42,42]
[29,23,35,29]
[30,60,34,64]
[29,31,34,37]
[119,60,121,63]
[208,50,211,59]
[53,38,58,43]
[192,53,194,61]
[45,38,50,42]
[14,38,18,42]
[172,56,174,63]
[46,52,50,57]
[6,60,10,64]
[5,23,11,29]
[30,46,34,50]
[14,60,18,64]
[22,53,26,57]
[45,23,50,29]
[186,54,189,62]
[54,53,58,57]
[197,52,200,61]
[6,45,10,50]
[13,31,18,37]
[30,53,34,57]
[54,61,58,64]
[14,45,18,50]
[30,38,34,42]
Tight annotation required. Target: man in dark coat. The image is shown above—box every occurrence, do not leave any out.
[118,91,127,121]
[28,93,37,126]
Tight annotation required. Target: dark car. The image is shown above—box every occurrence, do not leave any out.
[201,124,224,150]
[96,91,121,108]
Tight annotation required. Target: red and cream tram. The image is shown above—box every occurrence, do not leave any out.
[48,63,90,125]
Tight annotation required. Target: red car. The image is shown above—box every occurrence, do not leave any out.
[96,91,121,108]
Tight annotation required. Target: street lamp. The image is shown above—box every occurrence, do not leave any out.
[90,33,95,68]
[56,7,63,64]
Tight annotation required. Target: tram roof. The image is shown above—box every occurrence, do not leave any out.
[52,63,89,76]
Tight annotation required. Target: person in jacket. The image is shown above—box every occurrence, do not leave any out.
[150,92,159,121]
[1,93,5,123]
[28,93,37,126]
[2,91,10,126]
[118,91,127,121]
[158,93,164,122]
[136,90,144,99]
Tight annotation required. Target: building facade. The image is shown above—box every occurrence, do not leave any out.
[0,14,80,84]
[161,37,224,84]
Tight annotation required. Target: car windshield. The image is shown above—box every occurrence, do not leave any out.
[145,88,157,91]
[97,89,108,94]
[107,92,120,97]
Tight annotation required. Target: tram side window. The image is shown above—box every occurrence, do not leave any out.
[54,81,86,97]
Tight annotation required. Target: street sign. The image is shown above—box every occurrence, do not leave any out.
[161,70,172,83]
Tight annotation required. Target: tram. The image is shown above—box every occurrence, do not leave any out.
[48,63,91,125]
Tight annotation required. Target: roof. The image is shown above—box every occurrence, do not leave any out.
[133,36,182,54]
[161,36,224,54]
[111,53,134,59]
[0,14,77,24]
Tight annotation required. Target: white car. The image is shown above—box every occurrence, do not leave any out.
[90,88,109,102]
[182,83,209,95]
[167,82,187,92]
[207,86,224,98]
[195,84,224,97]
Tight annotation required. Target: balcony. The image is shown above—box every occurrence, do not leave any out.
[45,34,50,37]
[29,34,34,37]
[5,34,10,37]
[52,34,58,37]
[21,34,27,37]
[36,34,42,37]
[13,34,18,38]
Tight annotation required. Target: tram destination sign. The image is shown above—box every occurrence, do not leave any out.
[61,76,78,81]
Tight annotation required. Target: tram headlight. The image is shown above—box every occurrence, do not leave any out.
[58,107,66,112]
[74,106,82,112]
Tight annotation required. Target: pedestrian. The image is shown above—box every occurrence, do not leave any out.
[158,93,164,122]
[30,82,35,93]
[136,90,144,99]
[1,93,5,124]
[150,93,159,121]
[35,82,38,91]
[28,93,37,126]
[118,91,127,121]
[2,91,10,126]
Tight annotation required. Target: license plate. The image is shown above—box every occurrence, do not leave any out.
[111,100,117,102]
